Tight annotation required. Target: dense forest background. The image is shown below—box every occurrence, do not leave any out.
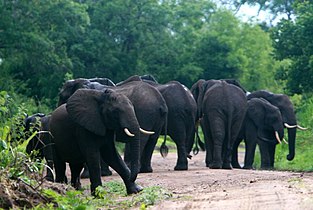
[0,0,313,113]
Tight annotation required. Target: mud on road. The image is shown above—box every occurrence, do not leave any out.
[83,152,313,210]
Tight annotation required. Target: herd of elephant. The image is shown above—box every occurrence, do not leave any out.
[23,75,307,195]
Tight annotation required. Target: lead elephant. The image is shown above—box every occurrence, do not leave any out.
[231,98,284,169]
[50,88,145,195]
[58,78,114,177]
[140,75,197,170]
[247,90,307,162]
[191,79,247,169]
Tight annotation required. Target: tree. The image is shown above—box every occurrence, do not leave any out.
[271,1,313,94]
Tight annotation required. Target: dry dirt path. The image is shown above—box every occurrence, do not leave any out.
[82,152,313,210]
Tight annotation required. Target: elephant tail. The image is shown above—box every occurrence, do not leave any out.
[160,108,168,158]
[193,122,205,155]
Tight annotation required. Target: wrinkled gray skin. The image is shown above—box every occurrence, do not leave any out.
[50,89,142,195]
[191,79,247,169]
[231,98,284,169]
[247,90,301,162]
[58,77,168,173]
[24,113,54,182]
[140,75,197,170]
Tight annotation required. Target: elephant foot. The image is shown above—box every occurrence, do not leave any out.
[260,166,274,170]
[231,162,241,169]
[126,182,143,195]
[232,164,242,169]
[243,165,255,170]
[174,164,188,171]
[222,163,232,170]
[140,167,153,173]
[207,162,222,169]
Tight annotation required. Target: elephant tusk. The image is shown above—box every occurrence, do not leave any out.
[275,131,282,144]
[140,128,155,135]
[284,123,297,129]
[124,128,135,137]
[283,138,288,144]
[297,125,308,130]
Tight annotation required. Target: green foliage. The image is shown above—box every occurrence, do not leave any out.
[271,1,313,94]
[39,181,172,210]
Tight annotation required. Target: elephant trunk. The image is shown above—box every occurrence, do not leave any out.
[129,132,140,182]
[287,127,296,161]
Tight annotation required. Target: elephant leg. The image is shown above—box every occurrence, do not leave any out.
[269,143,276,168]
[101,141,142,194]
[231,138,242,168]
[258,140,271,169]
[169,125,188,170]
[243,138,257,169]
[140,135,158,173]
[201,120,213,167]
[69,162,84,190]
[82,143,102,195]
[209,116,225,169]
[53,150,67,184]
[243,123,257,169]
[43,145,54,182]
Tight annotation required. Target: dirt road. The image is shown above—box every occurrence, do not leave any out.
[91,152,313,209]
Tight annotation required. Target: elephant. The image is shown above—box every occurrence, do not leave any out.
[231,98,285,169]
[140,75,198,170]
[24,113,54,182]
[49,88,146,195]
[191,79,247,169]
[58,78,114,177]
[58,76,168,173]
[247,90,307,162]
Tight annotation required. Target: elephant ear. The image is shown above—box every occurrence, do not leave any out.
[66,89,107,136]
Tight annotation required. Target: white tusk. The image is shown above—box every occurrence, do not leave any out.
[124,128,135,137]
[297,125,308,130]
[275,131,282,144]
[283,138,288,144]
[140,128,155,135]
[284,123,297,129]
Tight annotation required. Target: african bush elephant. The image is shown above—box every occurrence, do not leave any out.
[58,77,168,173]
[247,90,307,162]
[24,113,54,182]
[191,79,247,169]
[58,78,114,177]
[140,75,198,170]
[231,98,284,169]
[50,88,145,195]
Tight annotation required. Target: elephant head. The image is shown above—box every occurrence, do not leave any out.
[247,90,307,161]
[58,78,90,106]
[66,88,142,182]
[58,78,116,107]
[191,79,222,121]
[247,98,284,144]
